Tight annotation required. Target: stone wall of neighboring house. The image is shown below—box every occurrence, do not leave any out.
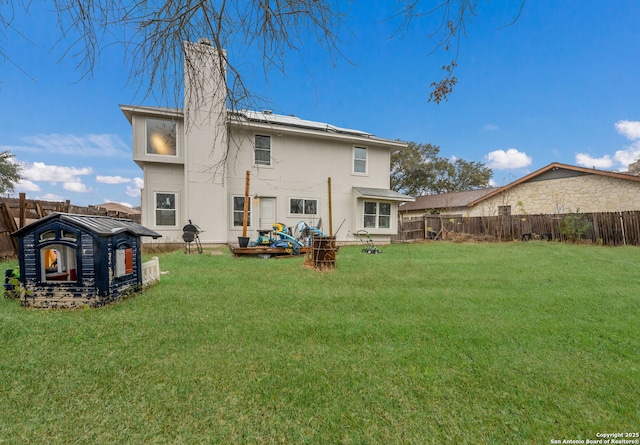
[469,174,640,216]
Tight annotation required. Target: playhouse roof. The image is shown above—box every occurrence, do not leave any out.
[12,212,162,239]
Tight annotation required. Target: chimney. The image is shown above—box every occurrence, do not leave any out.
[629,160,640,176]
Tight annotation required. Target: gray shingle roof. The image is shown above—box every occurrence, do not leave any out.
[399,188,498,212]
[353,187,414,202]
[13,213,161,239]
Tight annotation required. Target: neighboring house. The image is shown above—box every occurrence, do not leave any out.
[12,213,161,308]
[92,202,141,216]
[120,40,412,245]
[401,163,640,219]
[399,188,498,217]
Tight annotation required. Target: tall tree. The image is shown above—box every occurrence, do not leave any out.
[1,1,526,107]
[391,142,492,196]
[0,151,23,195]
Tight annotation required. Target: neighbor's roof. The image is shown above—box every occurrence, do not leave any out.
[399,188,498,212]
[353,187,414,202]
[13,212,161,239]
[92,202,141,215]
[467,162,640,207]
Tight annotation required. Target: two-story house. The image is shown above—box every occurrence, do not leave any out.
[120,39,412,245]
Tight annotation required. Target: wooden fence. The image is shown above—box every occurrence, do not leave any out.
[393,211,640,247]
[0,194,140,258]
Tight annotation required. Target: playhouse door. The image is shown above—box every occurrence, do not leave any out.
[259,197,276,230]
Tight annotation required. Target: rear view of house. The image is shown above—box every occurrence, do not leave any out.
[120,40,413,246]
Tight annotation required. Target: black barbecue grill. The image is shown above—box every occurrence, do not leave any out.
[182,220,203,254]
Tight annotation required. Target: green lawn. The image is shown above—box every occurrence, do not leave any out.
[1,242,638,444]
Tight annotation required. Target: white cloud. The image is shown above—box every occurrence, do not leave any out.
[36,193,66,202]
[22,162,92,194]
[64,182,91,193]
[615,120,640,140]
[24,162,93,183]
[126,186,141,198]
[575,153,614,169]
[19,133,129,157]
[485,148,532,169]
[573,120,640,172]
[14,180,41,193]
[483,124,499,131]
[613,143,640,167]
[133,177,144,188]
[126,177,144,198]
[96,175,131,184]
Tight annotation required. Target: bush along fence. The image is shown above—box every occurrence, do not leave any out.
[393,211,640,246]
[0,194,141,258]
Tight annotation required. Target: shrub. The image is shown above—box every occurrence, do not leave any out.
[558,210,593,242]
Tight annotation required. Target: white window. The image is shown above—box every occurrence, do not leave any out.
[115,247,133,278]
[353,146,367,174]
[146,118,177,156]
[289,198,318,216]
[364,201,391,229]
[254,135,271,166]
[155,193,177,226]
[233,196,251,227]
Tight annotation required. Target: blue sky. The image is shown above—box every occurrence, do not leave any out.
[1,1,639,207]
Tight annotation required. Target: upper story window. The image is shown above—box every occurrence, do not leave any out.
[353,146,367,174]
[290,198,318,216]
[498,205,511,216]
[146,118,177,156]
[254,135,271,166]
[155,193,177,226]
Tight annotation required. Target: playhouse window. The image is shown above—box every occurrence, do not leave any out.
[233,196,251,227]
[155,193,177,226]
[254,135,271,166]
[40,230,56,241]
[146,118,177,156]
[41,244,77,282]
[115,247,133,278]
[364,201,391,229]
[290,198,318,216]
[61,230,77,241]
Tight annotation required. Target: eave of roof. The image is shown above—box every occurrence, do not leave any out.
[467,162,640,207]
[119,104,182,124]
[120,105,406,148]
[353,187,414,202]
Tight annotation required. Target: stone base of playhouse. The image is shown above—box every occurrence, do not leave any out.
[20,286,139,309]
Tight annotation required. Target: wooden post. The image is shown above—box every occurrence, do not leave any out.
[242,170,250,238]
[327,177,333,236]
[2,202,18,253]
[19,193,26,228]
[36,201,45,218]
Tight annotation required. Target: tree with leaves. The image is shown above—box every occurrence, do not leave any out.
[391,142,492,196]
[0,151,23,195]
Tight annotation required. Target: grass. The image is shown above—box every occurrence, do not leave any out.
[0,241,638,444]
